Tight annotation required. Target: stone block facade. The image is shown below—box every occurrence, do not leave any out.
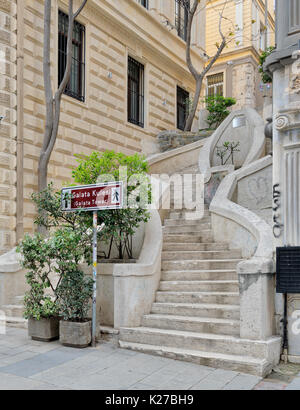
[0,0,17,255]
[0,0,205,255]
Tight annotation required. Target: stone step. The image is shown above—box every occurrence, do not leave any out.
[169,210,210,220]
[151,302,240,320]
[162,259,242,271]
[162,269,237,281]
[159,280,239,292]
[163,232,213,243]
[162,242,228,251]
[163,225,212,234]
[161,250,242,261]
[119,327,270,359]
[118,341,270,377]
[156,291,240,305]
[3,304,25,318]
[141,314,240,336]
[2,305,27,329]
[164,218,211,226]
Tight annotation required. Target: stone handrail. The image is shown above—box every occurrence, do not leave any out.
[210,155,274,270]
[210,155,275,340]
[199,108,266,184]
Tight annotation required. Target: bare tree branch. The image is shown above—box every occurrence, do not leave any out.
[38,0,88,229]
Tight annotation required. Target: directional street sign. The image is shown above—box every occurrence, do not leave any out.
[61,181,124,347]
[61,181,123,212]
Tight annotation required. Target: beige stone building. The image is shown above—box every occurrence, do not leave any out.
[204,0,275,113]
[0,0,206,255]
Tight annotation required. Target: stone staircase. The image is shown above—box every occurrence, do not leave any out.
[119,199,273,375]
[2,295,27,328]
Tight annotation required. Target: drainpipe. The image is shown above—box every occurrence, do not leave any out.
[265,0,268,50]
[16,0,24,243]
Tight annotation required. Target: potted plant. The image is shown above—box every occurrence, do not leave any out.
[17,234,59,341]
[57,266,93,348]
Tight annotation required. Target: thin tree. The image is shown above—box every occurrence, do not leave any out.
[183,0,231,131]
[38,0,87,194]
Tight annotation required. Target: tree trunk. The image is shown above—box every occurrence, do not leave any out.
[184,76,203,132]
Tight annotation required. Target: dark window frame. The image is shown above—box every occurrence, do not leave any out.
[128,56,145,128]
[177,86,189,131]
[175,0,189,41]
[58,10,86,102]
[137,0,149,9]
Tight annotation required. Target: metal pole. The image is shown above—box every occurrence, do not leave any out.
[92,210,98,347]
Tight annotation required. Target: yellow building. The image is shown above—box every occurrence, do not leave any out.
[0,0,206,255]
[204,0,275,113]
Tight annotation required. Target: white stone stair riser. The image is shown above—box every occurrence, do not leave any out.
[164,218,211,226]
[159,280,238,292]
[155,291,240,305]
[141,314,240,336]
[119,328,270,359]
[118,341,271,377]
[162,243,228,251]
[163,225,212,234]
[162,259,241,271]
[151,303,240,320]
[161,250,242,260]
[163,233,214,242]
[162,270,237,281]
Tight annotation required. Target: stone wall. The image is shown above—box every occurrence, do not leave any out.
[158,130,212,152]
[14,0,204,238]
[0,0,17,255]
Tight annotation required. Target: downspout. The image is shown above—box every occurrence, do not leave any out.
[264,0,268,51]
[16,0,24,243]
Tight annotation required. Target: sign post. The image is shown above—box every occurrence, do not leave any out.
[61,181,123,347]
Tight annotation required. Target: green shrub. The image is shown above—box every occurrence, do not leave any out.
[259,46,275,84]
[204,95,236,130]
[72,150,151,260]
[18,185,94,321]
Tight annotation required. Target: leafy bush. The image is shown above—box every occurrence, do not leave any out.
[18,185,94,321]
[204,95,236,130]
[18,233,59,320]
[259,46,275,84]
[72,150,151,259]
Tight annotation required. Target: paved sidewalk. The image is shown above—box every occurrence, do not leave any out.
[0,327,297,390]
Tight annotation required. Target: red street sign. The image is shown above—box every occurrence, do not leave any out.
[61,181,123,212]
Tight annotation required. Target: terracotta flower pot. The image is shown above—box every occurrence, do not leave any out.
[59,320,91,348]
[28,317,59,342]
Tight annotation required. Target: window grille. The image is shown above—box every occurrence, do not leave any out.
[128,57,145,128]
[58,10,85,102]
[207,73,224,97]
[175,0,189,41]
[137,0,149,9]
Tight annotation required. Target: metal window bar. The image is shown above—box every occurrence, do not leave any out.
[58,10,85,102]
[128,57,144,128]
[206,73,224,97]
[177,86,189,130]
[175,0,189,41]
[137,0,149,9]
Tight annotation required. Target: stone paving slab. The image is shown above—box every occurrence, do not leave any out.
[0,328,297,390]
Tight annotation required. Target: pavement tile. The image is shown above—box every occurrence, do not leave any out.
[285,377,300,390]
[223,373,261,390]
[0,346,91,377]
[254,380,288,390]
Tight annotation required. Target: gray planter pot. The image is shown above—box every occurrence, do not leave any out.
[59,320,91,348]
[28,317,59,342]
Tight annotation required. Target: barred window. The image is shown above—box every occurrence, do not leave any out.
[128,57,145,128]
[177,86,189,131]
[175,0,189,41]
[58,10,85,102]
[207,73,224,97]
[137,0,149,8]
